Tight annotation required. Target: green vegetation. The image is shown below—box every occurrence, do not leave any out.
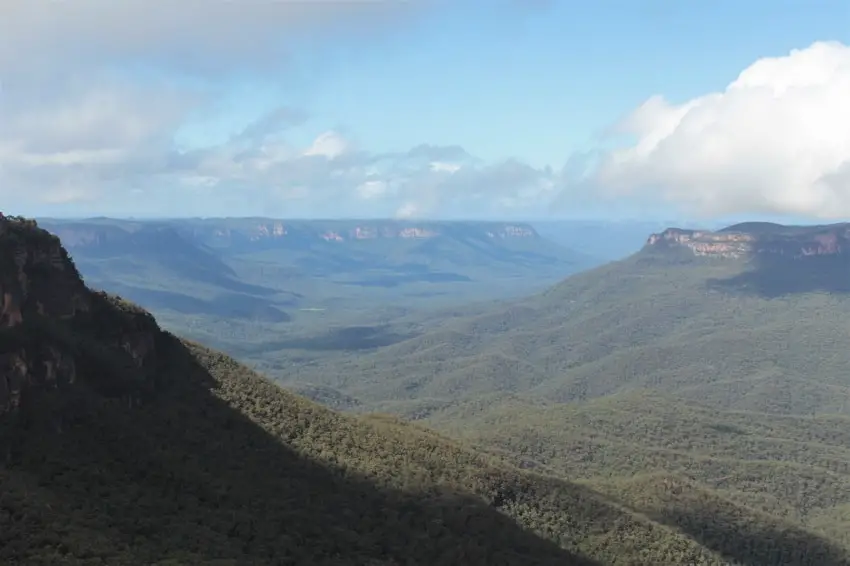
[0,220,731,565]
[1,311,732,565]
[228,239,850,564]
[30,217,602,374]
[39,217,592,325]
[267,250,850,417]
[8,217,850,564]
[432,392,850,532]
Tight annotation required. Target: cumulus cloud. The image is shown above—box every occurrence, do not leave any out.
[0,0,495,217]
[0,0,612,218]
[1,70,561,218]
[0,75,203,207]
[395,202,422,219]
[167,118,558,218]
[303,132,352,160]
[7,1,847,220]
[597,41,850,219]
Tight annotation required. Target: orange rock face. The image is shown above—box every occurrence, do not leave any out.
[646,224,850,260]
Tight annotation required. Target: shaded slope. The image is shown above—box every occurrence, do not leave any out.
[1,318,720,565]
[1,215,741,565]
[3,334,603,565]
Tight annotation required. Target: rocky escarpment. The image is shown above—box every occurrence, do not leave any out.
[0,215,163,418]
[39,219,543,257]
[646,228,755,258]
[182,219,540,248]
[0,217,90,326]
[645,223,850,260]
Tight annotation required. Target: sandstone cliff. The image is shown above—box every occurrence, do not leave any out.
[183,219,540,247]
[645,222,850,260]
[0,216,163,419]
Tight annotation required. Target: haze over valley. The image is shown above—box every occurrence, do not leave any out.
[3,1,850,564]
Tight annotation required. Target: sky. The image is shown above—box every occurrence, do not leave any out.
[1,0,849,222]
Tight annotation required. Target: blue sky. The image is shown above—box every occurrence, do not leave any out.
[1,0,849,221]
[304,0,849,166]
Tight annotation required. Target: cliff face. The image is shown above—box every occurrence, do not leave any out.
[0,216,162,418]
[40,219,542,258]
[188,219,540,247]
[645,223,850,260]
[646,228,755,258]
[0,218,90,327]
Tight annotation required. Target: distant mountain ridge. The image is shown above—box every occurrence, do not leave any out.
[270,218,850,415]
[32,217,594,325]
[180,218,540,248]
[4,214,777,565]
[646,222,850,259]
[42,217,545,248]
[39,218,586,267]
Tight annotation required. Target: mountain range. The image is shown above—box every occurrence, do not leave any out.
[257,220,850,564]
[36,217,593,330]
[272,221,850,415]
[3,214,849,564]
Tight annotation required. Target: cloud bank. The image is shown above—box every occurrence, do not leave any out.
[0,1,848,221]
[0,0,425,77]
[598,41,850,219]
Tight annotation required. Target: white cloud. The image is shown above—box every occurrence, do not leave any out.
[0,0,424,78]
[430,161,462,173]
[2,79,196,156]
[597,41,850,219]
[356,180,390,200]
[0,0,567,218]
[0,77,560,217]
[0,75,202,205]
[395,202,421,219]
[303,131,351,160]
[12,3,848,221]
[40,182,98,205]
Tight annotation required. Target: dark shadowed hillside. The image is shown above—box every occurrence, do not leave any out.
[3,215,805,565]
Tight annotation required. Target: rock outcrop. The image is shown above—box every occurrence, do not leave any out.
[182,219,541,247]
[0,217,90,327]
[0,216,162,418]
[645,223,850,260]
[40,219,544,261]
